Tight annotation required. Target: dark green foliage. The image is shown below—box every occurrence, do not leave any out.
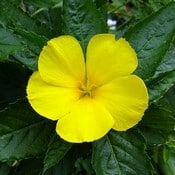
[0,0,175,174]
[125,3,175,81]
[0,100,55,161]
[0,28,23,60]
[62,0,107,52]
[43,134,72,174]
[92,129,153,175]
[0,62,30,109]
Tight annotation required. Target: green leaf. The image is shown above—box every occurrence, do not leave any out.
[0,28,23,60]
[0,0,62,70]
[158,142,175,175]
[45,146,78,175]
[147,42,175,103]
[43,134,72,174]
[139,92,175,145]
[62,0,107,52]
[74,157,95,175]
[163,85,175,109]
[11,29,48,71]
[45,144,93,175]
[125,2,175,81]
[12,49,38,71]
[149,44,175,81]
[0,0,46,37]
[0,62,30,109]
[0,0,61,38]
[22,0,62,9]
[166,133,175,153]
[0,100,55,161]
[92,129,153,175]
[140,105,175,130]
[22,1,63,38]
[125,3,175,103]
[14,28,48,48]
[152,133,175,174]
[94,0,107,23]
[139,127,168,146]
[95,0,106,8]
[148,70,175,103]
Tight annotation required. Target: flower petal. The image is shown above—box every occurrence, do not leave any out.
[39,35,85,87]
[95,75,148,131]
[56,98,114,143]
[86,34,137,85]
[27,72,79,120]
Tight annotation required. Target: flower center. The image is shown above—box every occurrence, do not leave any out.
[79,83,97,98]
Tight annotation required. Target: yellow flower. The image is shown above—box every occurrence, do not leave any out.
[26,34,148,143]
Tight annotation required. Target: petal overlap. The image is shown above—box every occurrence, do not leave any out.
[95,75,148,131]
[56,98,114,143]
[26,34,148,143]
[27,72,79,120]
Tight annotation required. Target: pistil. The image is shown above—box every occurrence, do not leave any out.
[79,82,97,98]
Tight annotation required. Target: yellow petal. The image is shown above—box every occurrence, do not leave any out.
[39,35,85,87]
[86,34,137,85]
[95,75,148,131]
[26,72,79,120]
[56,98,114,143]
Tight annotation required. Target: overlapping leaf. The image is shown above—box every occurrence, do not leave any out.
[12,29,47,71]
[0,0,61,38]
[92,129,153,175]
[43,134,72,174]
[139,106,175,145]
[125,2,175,81]
[0,100,55,161]
[125,2,175,103]
[0,0,62,70]
[139,86,175,145]
[0,28,23,60]
[62,0,107,52]
[0,0,175,174]
[148,44,175,103]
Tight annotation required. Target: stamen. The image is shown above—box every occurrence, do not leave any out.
[78,83,97,98]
